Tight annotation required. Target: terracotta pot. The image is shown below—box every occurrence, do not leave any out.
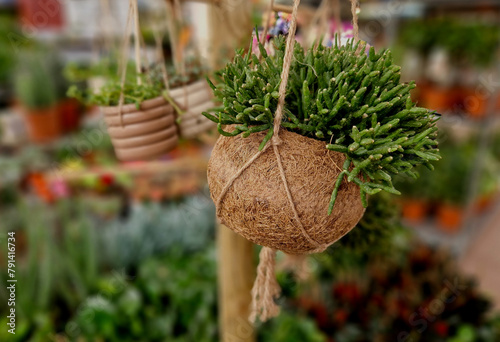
[437,204,463,233]
[58,98,81,133]
[22,106,61,143]
[462,89,487,120]
[420,86,453,114]
[169,80,216,139]
[101,96,179,161]
[401,199,428,224]
[474,193,495,214]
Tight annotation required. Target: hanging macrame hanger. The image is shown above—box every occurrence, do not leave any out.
[132,0,142,85]
[259,0,275,57]
[174,0,189,110]
[153,25,171,92]
[164,0,189,110]
[350,0,359,42]
[117,0,135,127]
[157,1,184,117]
[116,0,155,127]
[246,0,362,323]
[249,0,305,323]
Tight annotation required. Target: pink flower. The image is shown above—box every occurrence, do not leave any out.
[51,179,70,198]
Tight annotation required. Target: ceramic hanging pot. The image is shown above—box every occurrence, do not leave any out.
[101,96,179,161]
[169,79,216,139]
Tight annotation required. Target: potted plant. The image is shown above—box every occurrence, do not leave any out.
[204,33,440,255]
[159,57,217,139]
[473,151,500,214]
[14,51,61,143]
[0,15,18,109]
[394,164,439,224]
[68,74,178,161]
[68,0,179,162]
[433,144,471,232]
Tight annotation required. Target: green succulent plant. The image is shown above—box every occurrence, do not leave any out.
[67,56,209,108]
[399,19,500,67]
[203,35,440,212]
[67,76,164,108]
[14,51,58,110]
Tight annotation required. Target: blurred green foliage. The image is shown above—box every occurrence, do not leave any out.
[66,56,208,107]
[319,192,407,271]
[13,48,68,110]
[0,14,19,87]
[395,135,500,206]
[399,19,500,67]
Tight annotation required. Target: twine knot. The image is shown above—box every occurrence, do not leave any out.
[272,135,282,146]
[249,247,281,323]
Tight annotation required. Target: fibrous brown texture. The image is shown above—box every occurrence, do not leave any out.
[208,128,365,254]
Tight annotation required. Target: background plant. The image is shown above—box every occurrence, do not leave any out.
[14,50,59,110]
[67,55,209,108]
[398,19,500,68]
[395,136,500,206]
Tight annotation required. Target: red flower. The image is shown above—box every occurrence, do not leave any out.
[100,174,114,186]
[434,321,449,337]
[333,282,362,304]
[333,309,349,326]
[312,303,329,328]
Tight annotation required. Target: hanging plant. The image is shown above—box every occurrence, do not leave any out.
[67,75,164,108]
[205,35,440,211]
[158,0,217,139]
[68,0,179,162]
[204,0,440,323]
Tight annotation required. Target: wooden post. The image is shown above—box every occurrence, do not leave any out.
[207,2,255,340]
[207,0,253,70]
[217,224,256,342]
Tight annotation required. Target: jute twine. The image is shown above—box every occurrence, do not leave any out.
[117,0,135,127]
[260,0,275,48]
[116,0,163,126]
[211,0,363,323]
[350,0,359,41]
[216,0,329,323]
[117,0,184,126]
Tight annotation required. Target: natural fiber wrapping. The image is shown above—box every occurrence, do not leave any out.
[208,128,365,254]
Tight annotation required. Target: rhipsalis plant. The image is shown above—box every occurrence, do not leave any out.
[203,35,441,213]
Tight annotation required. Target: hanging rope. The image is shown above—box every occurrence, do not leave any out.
[249,247,281,323]
[117,0,135,127]
[350,0,359,41]
[153,27,171,92]
[216,0,363,323]
[260,0,275,48]
[132,0,142,85]
[251,0,328,323]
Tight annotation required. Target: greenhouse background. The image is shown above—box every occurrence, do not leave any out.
[0,0,500,341]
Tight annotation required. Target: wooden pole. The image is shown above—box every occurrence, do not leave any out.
[207,2,255,340]
[207,0,252,70]
[217,224,256,342]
